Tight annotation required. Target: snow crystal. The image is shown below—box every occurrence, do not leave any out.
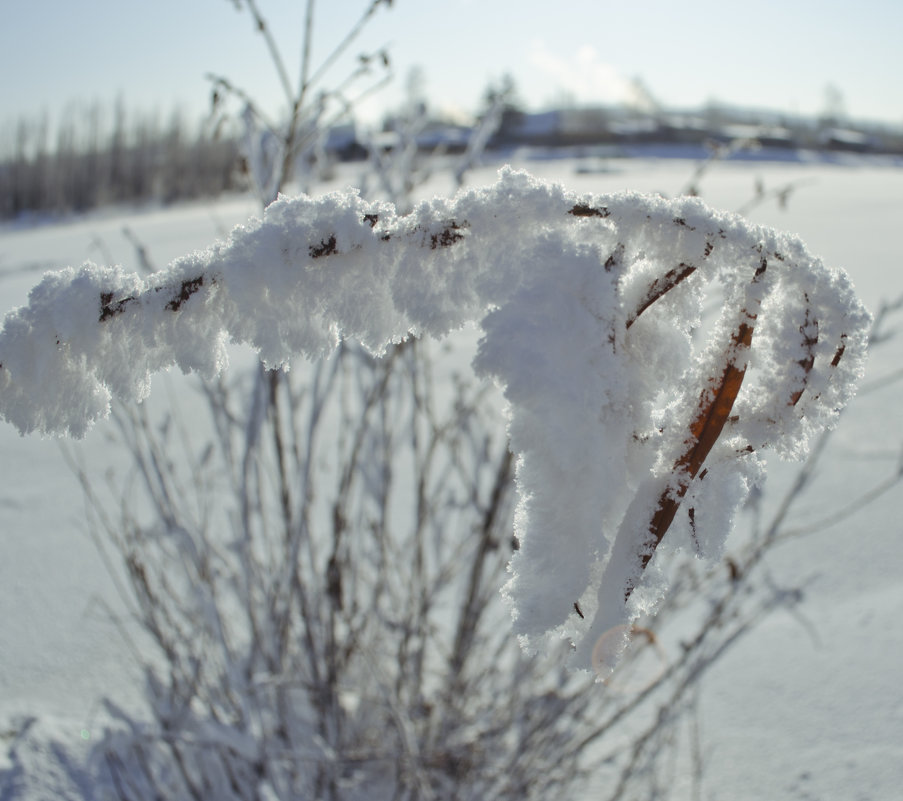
[0,167,871,669]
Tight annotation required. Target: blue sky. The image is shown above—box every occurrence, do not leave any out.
[2,0,901,130]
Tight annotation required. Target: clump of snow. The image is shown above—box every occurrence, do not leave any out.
[0,168,870,669]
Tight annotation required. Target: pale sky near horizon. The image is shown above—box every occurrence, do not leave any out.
[2,0,901,133]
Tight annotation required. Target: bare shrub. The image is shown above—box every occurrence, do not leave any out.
[74,336,617,800]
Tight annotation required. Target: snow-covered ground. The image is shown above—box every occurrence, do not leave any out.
[1,155,902,799]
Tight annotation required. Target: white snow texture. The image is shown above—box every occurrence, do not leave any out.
[0,168,870,669]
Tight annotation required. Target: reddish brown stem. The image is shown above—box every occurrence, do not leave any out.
[627,266,765,596]
[789,295,818,407]
[627,263,697,329]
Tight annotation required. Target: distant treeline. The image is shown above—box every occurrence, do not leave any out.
[0,100,244,220]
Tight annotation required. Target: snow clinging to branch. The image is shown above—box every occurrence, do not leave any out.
[0,168,870,669]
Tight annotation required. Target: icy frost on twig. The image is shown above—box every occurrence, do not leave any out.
[0,168,869,667]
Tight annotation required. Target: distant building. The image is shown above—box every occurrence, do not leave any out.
[324,123,366,161]
[817,127,874,153]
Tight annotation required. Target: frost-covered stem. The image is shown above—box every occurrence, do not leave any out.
[16,197,708,355]
[235,370,272,672]
[453,83,509,188]
[322,347,399,777]
[408,344,435,700]
[279,0,391,194]
[448,447,514,684]
[297,0,316,107]
[625,261,697,329]
[572,361,892,776]
[303,0,389,98]
[628,260,767,597]
[600,576,792,801]
[735,178,815,217]
[283,369,330,678]
[206,74,281,135]
[264,369,315,783]
[278,0,316,196]
[269,372,294,545]
[679,137,759,197]
[580,266,768,668]
[243,0,295,108]
[1,171,869,670]
[269,372,316,684]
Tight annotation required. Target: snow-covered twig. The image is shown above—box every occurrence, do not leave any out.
[0,168,869,666]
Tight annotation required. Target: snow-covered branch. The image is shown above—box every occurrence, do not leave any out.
[0,168,870,667]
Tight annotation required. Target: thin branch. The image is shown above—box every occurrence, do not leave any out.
[303,0,389,96]
[243,0,295,107]
[297,0,316,110]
